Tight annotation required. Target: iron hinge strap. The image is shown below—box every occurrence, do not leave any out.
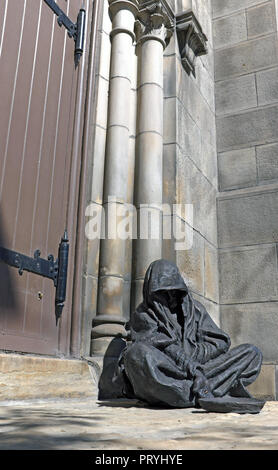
[0,231,69,325]
[43,0,86,67]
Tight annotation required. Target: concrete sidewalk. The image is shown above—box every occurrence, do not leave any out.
[0,397,278,450]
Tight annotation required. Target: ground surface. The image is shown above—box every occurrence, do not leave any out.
[0,397,277,450]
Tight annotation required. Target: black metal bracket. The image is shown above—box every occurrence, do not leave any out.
[0,231,69,325]
[43,0,86,67]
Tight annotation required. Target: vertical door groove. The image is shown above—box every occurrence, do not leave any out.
[0,0,26,202]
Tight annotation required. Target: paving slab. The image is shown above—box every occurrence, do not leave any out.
[0,398,277,450]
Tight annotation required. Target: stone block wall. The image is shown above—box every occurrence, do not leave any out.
[212,0,278,399]
[164,0,220,325]
[83,1,278,399]
[84,0,221,345]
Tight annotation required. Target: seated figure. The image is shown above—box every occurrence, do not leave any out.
[114,259,264,411]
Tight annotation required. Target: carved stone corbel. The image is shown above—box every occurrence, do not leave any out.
[176,11,208,76]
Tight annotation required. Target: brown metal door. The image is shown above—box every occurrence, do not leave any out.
[0,0,91,356]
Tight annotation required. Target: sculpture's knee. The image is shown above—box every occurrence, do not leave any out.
[241,343,262,362]
[124,342,153,372]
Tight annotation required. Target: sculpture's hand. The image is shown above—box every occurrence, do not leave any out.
[192,369,213,400]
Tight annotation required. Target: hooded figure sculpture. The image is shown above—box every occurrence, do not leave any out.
[115,259,263,410]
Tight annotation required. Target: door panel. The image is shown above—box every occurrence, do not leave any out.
[0,0,91,355]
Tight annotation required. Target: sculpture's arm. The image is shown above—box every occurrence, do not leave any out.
[193,302,231,363]
[131,308,198,375]
[130,308,176,348]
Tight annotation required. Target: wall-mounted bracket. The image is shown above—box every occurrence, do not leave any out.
[43,0,86,67]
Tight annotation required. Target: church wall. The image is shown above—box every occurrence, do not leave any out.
[213,0,278,399]
[83,0,221,347]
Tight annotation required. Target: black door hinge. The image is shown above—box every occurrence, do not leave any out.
[0,231,69,325]
[43,0,86,67]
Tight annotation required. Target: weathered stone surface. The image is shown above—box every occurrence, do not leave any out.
[212,0,269,19]
[133,234,163,280]
[221,302,278,363]
[195,296,220,328]
[219,245,278,303]
[177,153,218,246]
[217,105,278,152]
[176,65,205,131]
[215,35,278,82]
[195,59,215,112]
[176,0,192,13]
[215,74,257,116]
[256,143,278,182]
[163,144,177,205]
[98,30,111,80]
[102,0,112,35]
[123,279,132,321]
[138,85,164,134]
[97,275,124,317]
[177,102,202,168]
[89,126,107,205]
[140,40,164,88]
[256,67,278,106]
[201,141,218,189]
[163,97,177,144]
[199,98,216,150]
[213,11,247,49]
[192,0,213,44]
[204,242,219,303]
[131,279,144,314]
[1,398,278,450]
[82,275,99,356]
[0,354,96,401]
[175,59,215,137]
[95,75,109,129]
[247,2,276,39]
[218,147,257,191]
[163,55,176,98]
[83,274,98,320]
[176,227,205,296]
[218,186,278,246]
[248,365,276,401]
[162,216,177,264]
[199,41,214,77]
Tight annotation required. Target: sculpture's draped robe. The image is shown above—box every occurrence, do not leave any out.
[116,260,262,408]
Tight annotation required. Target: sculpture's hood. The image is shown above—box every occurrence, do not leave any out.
[143,259,188,303]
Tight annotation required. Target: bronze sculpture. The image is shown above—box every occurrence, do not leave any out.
[109,259,265,413]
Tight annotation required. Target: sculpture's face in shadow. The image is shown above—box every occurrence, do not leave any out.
[167,290,184,310]
[153,289,185,310]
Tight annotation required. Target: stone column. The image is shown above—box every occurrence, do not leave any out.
[132,3,173,309]
[91,0,138,357]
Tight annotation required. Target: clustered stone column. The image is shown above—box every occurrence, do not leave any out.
[91,0,139,357]
[91,0,173,358]
[132,4,173,309]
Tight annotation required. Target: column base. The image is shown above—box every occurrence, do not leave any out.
[90,335,126,357]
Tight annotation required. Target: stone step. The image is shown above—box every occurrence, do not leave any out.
[0,353,98,403]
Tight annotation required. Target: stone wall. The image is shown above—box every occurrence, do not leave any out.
[84,0,221,356]
[83,1,278,400]
[212,0,278,399]
[164,0,220,325]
